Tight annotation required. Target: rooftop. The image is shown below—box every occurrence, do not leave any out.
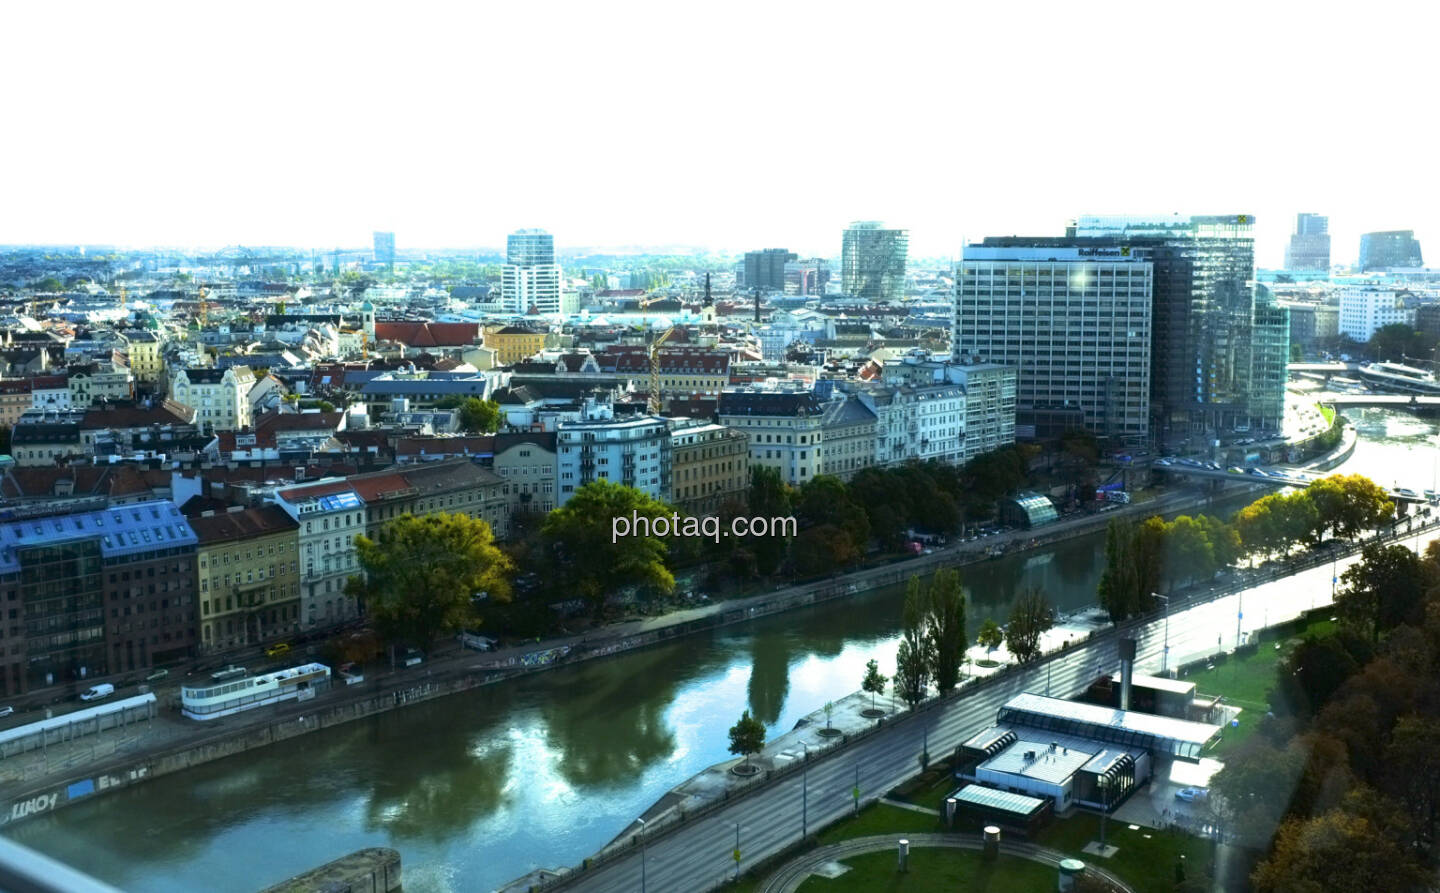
[950,784,1049,817]
[997,692,1222,756]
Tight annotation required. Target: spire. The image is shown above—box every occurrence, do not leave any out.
[703,273,713,307]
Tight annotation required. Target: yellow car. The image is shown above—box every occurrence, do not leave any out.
[265,642,292,658]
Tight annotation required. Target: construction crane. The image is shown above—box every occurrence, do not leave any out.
[648,325,678,414]
[118,286,127,312]
[198,286,209,328]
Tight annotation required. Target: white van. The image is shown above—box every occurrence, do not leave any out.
[80,683,114,702]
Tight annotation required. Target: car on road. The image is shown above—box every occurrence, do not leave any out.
[265,642,292,658]
[1175,787,1208,802]
[145,669,169,683]
[0,706,12,718]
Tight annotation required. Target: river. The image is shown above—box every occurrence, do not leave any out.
[13,409,1438,892]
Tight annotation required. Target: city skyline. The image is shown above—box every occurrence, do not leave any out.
[2,3,1436,267]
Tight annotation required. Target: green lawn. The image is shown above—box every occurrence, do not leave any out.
[816,804,938,845]
[1318,403,1336,426]
[797,847,1053,892]
[1036,811,1211,892]
[1187,615,1335,756]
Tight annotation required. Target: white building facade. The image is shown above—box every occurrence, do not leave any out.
[272,482,365,629]
[1337,287,1416,342]
[555,400,670,505]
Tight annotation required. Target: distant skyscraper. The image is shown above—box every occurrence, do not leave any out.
[1358,230,1424,271]
[1062,214,1283,443]
[955,243,1153,439]
[1283,213,1330,271]
[373,231,396,268]
[742,249,794,293]
[501,228,562,314]
[842,222,908,301]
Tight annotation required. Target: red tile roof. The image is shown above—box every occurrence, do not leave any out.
[374,321,481,348]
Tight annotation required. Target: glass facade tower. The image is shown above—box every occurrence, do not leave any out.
[842,221,908,301]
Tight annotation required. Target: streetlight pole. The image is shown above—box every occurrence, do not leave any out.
[734,822,741,881]
[1235,587,1243,653]
[1154,593,1170,676]
[801,741,809,840]
[637,817,647,893]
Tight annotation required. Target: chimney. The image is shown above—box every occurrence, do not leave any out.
[1118,637,1137,711]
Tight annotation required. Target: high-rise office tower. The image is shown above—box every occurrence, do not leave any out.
[1049,214,1283,444]
[501,228,562,314]
[1283,213,1330,271]
[842,221,908,301]
[954,243,1153,439]
[1358,230,1424,271]
[742,249,795,292]
[373,231,396,268]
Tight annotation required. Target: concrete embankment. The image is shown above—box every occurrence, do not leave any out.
[0,455,1341,830]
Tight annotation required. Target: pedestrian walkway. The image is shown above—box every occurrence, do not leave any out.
[758,832,1137,893]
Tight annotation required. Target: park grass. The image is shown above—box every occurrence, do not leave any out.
[1188,614,1335,756]
[815,804,937,845]
[1319,403,1336,426]
[1036,812,1211,892]
[796,847,1053,892]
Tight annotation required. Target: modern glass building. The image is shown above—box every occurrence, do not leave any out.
[1059,214,1277,447]
[841,221,908,301]
[1358,230,1424,271]
[742,248,794,292]
[1283,213,1329,271]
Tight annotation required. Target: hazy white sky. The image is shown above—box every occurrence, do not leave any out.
[3,1,1437,266]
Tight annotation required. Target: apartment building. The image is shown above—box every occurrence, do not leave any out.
[493,432,557,516]
[272,482,365,629]
[0,380,31,428]
[190,506,301,654]
[348,458,510,542]
[68,361,135,407]
[484,325,548,366]
[555,400,670,505]
[170,365,256,431]
[717,383,827,486]
[122,331,163,386]
[1338,288,1417,342]
[668,421,749,516]
[817,393,876,481]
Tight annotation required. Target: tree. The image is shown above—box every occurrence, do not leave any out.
[861,659,888,713]
[1252,809,1427,893]
[790,525,860,577]
[1307,474,1394,542]
[1199,514,1242,569]
[541,480,675,616]
[745,467,793,576]
[924,569,966,694]
[1005,587,1055,664]
[976,618,1004,660]
[727,710,766,771]
[348,511,513,652]
[1382,715,1440,850]
[31,276,62,292]
[822,700,835,731]
[894,577,931,707]
[1097,517,1163,621]
[1337,542,1438,643]
[1164,515,1214,587]
[457,397,502,434]
[1275,632,1364,720]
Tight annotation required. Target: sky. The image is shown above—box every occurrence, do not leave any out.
[3,1,1438,267]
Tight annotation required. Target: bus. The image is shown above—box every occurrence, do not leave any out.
[182,662,331,721]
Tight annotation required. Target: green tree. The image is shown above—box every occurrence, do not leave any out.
[1199,514,1242,569]
[457,397,502,434]
[976,618,1004,660]
[1005,587,1055,664]
[894,577,931,707]
[1308,474,1395,542]
[745,466,793,575]
[1098,517,1164,621]
[541,480,675,616]
[861,658,888,713]
[31,276,63,292]
[347,512,513,652]
[1337,542,1438,644]
[727,710,766,771]
[1164,515,1215,587]
[924,568,966,694]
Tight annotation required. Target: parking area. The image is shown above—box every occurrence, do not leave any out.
[1112,757,1222,832]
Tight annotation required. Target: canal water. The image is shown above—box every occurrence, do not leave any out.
[14,410,1437,892]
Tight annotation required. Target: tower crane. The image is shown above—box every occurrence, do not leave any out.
[648,325,678,414]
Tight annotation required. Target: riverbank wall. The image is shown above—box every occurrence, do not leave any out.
[0,460,1350,830]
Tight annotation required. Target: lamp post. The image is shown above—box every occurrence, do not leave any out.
[1235,587,1243,653]
[637,818,648,893]
[734,822,741,881]
[800,741,809,840]
[1154,593,1171,676]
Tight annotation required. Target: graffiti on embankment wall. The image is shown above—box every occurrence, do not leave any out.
[0,766,151,828]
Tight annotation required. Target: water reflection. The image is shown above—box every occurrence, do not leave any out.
[540,645,686,788]
[747,632,791,726]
